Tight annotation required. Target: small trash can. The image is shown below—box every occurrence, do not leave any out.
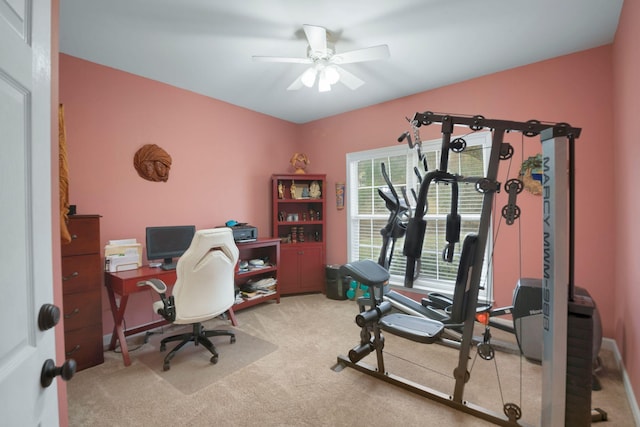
[326,264,348,300]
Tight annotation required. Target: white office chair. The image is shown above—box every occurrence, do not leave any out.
[138,228,239,371]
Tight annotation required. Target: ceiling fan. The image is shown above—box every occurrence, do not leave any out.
[252,24,390,92]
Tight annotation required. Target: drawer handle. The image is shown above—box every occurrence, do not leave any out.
[71,234,78,240]
[62,271,79,281]
[64,308,80,319]
[65,345,80,357]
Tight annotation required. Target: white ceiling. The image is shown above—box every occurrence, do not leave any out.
[59,0,623,124]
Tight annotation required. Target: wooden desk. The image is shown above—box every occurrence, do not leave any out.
[104,266,238,366]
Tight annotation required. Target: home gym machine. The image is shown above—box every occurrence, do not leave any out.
[335,112,594,426]
[375,152,603,379]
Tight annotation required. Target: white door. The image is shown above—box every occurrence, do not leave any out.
[0,1,60,425]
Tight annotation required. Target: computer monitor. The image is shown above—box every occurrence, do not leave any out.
[145,225,196,270]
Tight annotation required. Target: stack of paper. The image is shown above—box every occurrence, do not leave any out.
[104,238,142,272]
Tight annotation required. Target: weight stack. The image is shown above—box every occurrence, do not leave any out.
[565,295,595,426]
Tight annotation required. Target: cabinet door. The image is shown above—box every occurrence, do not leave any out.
[62,290,102,332]
[61,254,102,294]
[62,216,100,256]
[64,324,104,371]
[278,246,300,295]
[298,246,324,292]
[279,245,325,294]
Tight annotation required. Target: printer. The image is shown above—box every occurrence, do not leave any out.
[231,225,258,242]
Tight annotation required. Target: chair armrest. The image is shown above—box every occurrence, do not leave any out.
[137,279,175,321]
[137,278,168,294]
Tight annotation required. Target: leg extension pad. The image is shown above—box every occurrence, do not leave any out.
[380,313,444,344]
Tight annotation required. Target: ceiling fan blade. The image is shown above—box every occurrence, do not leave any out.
[287,76,304,91]
[303,24,327,54]
[335,66,364,90]
[252,56,313,64]
[332,44,390,64]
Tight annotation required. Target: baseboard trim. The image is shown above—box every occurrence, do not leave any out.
[601,337,640,425]
[101,320,168,349]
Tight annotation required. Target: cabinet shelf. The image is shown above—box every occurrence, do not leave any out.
[277,220,323,226]
[233,291,279,310]
[237,265,277,278]
[277,198,325,203]
[280,241,323,247]
[234,238,281,311]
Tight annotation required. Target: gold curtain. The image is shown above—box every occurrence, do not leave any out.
[59,104,72,244]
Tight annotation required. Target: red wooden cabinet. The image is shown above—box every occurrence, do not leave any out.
[61,215,104,371]
[272,174,326,295]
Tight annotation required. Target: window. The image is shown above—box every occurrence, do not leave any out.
[346,132,493,301]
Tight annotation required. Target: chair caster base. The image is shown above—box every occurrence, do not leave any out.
[230,336,236,344]
[163,362,170,371]
[210,355,218,364]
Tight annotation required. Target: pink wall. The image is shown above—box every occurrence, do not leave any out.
[612,0,640,409]
[302,46,615,337]
[59,54,298,331]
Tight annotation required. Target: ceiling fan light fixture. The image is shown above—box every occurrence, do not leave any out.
[301,67,318,88]
[318,72,332,92]
[324,65,340,85]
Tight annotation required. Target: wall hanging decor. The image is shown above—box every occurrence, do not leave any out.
[519,153,542,195]
[335,182,345,210]
[59,104,72,244]
[133,144,172,182]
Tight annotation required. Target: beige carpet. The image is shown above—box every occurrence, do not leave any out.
[136,325,277,394]
[67,294,637,426]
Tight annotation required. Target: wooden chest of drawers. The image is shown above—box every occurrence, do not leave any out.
[61,215,103,371]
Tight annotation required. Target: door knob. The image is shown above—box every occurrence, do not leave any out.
[38,304,60,331]
[40,358,76,388]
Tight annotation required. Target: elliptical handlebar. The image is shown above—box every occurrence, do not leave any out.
[377,162,410,269]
